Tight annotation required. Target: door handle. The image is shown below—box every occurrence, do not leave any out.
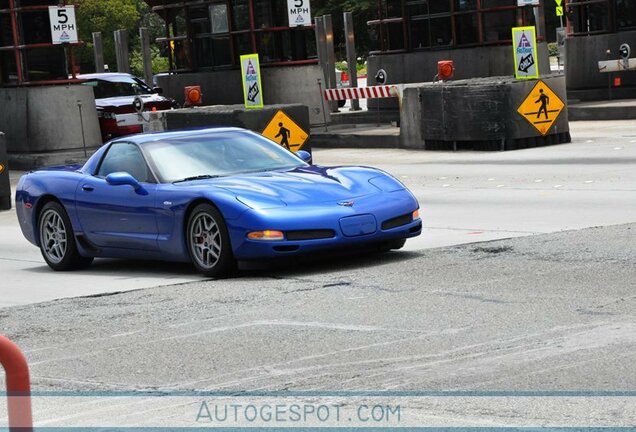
[82,185,94,192]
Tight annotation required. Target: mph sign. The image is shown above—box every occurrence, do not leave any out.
[48,6,78,44]
[287,0,311,27]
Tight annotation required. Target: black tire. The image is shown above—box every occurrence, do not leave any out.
[38,201,94,271]
[186,203,235,278]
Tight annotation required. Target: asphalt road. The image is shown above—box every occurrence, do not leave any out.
[0,223,634,427]
[0,120,635,427]
[1,120,635,307]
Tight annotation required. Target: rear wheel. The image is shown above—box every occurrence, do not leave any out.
[186,203,235,278]
[38,201,94,271]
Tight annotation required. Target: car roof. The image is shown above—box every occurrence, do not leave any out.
[77,72,138,80]
[118,127,251,145]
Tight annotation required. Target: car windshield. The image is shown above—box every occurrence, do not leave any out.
[82,76,153,99]
[142,130,308,183]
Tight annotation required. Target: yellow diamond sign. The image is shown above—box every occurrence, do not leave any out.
[261,110,308,152]
[0,163,4,174]
[517,80,565,136]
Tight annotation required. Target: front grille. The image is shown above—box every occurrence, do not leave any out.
[286,229,336,241]
[381,213,413,230]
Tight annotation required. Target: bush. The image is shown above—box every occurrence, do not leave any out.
[547,42,559,57]
[130,47,170,79]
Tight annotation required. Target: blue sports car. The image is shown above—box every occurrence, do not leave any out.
[15,128,422,277]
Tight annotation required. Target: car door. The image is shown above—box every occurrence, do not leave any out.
[75,142,160,251]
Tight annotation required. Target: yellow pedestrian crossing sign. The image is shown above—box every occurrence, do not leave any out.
[261,110,309,152]
[517,80,565,136]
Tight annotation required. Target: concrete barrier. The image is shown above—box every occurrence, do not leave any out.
[165,104,312,153]
[0,132,11,210]
[0,85,102,170]
[400,74,571,151]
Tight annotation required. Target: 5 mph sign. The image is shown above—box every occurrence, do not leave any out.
[287,0,311,27]
[48,5,78,44]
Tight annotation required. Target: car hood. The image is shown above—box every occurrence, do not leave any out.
[96,94,174,109]
[183,166,403,208]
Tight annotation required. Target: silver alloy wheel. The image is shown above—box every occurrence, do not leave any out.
[40,208,68,264]
[190,212,222,269]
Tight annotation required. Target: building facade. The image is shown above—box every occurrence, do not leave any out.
[0,0,78,85]
[565,0,636,98]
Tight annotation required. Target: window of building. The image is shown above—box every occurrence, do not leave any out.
[154,0,317,72]
[370,0,539,54]
[616,0,636,29]
[568,0,611,35]
[0,0,76,85]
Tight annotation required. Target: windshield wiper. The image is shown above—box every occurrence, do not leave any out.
[173,174,221,183]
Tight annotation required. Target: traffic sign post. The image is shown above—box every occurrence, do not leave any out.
[517,80,565,136]
[512,26,539,80]
[261,110,309,153]
[240,54,264,109]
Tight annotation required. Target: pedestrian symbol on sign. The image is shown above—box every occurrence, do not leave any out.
[535,89,549,119]
[517,80,564,136]
[275,123,291,149]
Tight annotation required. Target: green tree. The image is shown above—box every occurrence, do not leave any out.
[70,0,140,72]
[312,0,375,60]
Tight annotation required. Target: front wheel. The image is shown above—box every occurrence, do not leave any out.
[38,201,94,271]
[186,203,235,278]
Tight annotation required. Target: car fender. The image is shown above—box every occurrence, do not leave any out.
[15,171,86,246]
[154,184,251,260]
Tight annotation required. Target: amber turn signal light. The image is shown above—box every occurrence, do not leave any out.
[247,230,285,241]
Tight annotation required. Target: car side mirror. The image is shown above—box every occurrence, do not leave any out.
[152,87,163,95]
[106,172,147,195]
[296,150,312,164]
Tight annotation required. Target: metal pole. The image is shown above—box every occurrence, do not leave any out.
[1,335,33,431]
[317,78,328,132]
[63,44,70,79]
[324,15,339,113]
[8,0,24,84]
[114,29,131,74]
[607,49,612,100]
[315,17,329,92]
[344,12,360,111]
[140,27,154,86]
[93,32,105,73]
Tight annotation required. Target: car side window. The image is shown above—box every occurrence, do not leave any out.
[97,143,153,183]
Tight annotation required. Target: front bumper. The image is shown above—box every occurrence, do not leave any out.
[228,191,421,260]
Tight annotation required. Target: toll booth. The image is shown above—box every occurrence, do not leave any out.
[0,0,102,169]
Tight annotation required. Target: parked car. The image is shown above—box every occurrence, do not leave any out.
[15,127,422,278]
[78,73,179,141]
